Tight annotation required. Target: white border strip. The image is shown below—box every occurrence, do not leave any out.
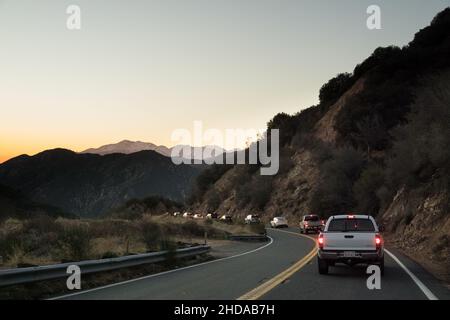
[49,236,274,300]
[385,249,438,300]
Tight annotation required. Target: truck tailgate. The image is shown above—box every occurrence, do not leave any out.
[323,232,376,251]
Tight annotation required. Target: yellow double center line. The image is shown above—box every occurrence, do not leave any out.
[237,229,318,300]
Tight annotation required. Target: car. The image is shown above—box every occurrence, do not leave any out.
[299,214,322,234]
[173,212,181,217]
[244,214,261,224]
[206,213,218,220]
[193,214,204,219]
[219,215,233,223]
[317,214,384,275]
[270,217,288,228]
[182,212,193,219]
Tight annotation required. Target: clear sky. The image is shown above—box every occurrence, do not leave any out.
[0,0,449,163]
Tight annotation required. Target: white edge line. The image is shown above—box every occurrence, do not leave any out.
[48,236,274,300]
[385,249,438,300]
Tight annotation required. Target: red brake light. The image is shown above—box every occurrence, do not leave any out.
[375,234,382,249]
[318,234,324,249]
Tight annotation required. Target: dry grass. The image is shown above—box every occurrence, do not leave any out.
[0,214,263,269]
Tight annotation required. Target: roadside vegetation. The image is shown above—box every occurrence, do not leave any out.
[0,212,264,269]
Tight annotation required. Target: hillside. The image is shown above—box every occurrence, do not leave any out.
[189,8,450,282]
[0,149,201,217]
[0,184,69,220]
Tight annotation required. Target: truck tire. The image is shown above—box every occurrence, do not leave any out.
[318,257,329,275]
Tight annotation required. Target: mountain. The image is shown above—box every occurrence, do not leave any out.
[188,9,450,282]
[0,149,202,217]
[0,184,70,220]
[81,140,225,160]
[81,140,172,157]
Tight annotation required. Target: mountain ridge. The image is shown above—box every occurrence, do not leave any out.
[0,148,202,217]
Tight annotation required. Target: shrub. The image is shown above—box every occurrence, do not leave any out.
[353,164,385,215]
[57,223,92,261]
[309,148,365,216]
[205,188,221,212]
[319,73,354,105]
[140,220,162,251]
[236,175,273,210]
[181,221,205,237]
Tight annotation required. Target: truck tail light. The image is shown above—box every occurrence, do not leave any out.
[375,234,382,249]
[318,234,324,249]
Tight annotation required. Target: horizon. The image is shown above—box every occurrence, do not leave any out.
[1,0,449,163]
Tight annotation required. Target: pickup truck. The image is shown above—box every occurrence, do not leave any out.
[299,214,322,234]
[317,214,384,275]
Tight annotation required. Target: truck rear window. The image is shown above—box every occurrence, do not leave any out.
[304,215,319,221]
[327,219,375,232]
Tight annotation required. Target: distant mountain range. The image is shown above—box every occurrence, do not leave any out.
[81,140,226,160]
[0,148,202,217]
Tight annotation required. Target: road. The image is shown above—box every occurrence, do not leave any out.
[54,228,450,300]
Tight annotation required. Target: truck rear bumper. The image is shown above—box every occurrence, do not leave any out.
[318,249,383,262]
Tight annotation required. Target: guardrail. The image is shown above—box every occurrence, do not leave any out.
[0,245,210,288]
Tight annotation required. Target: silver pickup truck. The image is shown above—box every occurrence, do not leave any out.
[317,214,384,275]
[299,214,323,234]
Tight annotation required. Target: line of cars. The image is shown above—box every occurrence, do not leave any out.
[176,211,385,276]
[173,212,233,223]
[268,214,325,233]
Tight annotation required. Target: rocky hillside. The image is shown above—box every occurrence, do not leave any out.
[0,149,201,217]
[189,9,450,281]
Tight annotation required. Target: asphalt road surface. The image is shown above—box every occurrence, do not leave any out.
[54,228,450,300]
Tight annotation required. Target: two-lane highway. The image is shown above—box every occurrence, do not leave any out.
[53,228,449,300]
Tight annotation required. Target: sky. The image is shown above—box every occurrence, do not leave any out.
[0,0,449,163]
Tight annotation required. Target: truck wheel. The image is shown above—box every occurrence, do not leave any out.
[318,257,329,275]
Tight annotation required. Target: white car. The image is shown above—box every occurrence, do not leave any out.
[219,215,233,223]
[183,212,193,219]
[244,214,261,224]
[193,214,204,219]
[270,217,288,228]
[206,213,218,219]
[317,214,384,275]
[173,212,181,217]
